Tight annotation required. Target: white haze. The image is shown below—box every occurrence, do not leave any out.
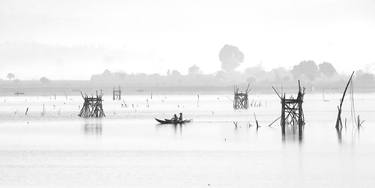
[0,0,374,79]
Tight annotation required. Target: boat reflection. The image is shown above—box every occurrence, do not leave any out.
[156,123,184,135]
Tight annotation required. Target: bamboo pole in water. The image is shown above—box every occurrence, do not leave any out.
[335,71,355,130]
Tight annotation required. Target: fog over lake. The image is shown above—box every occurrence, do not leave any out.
[0,93,373,187]
[1,0,375,187]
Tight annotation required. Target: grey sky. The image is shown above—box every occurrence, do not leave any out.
[0,0,374,79]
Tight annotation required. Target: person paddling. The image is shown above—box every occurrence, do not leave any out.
[172,114,178,121]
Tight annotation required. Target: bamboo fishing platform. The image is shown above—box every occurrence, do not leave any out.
[78,90,106,118]
[113,86,122,101]
[273,81,305,140]
[233,84,251,109]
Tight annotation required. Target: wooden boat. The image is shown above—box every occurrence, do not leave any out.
[14,92,25,96]
[155,118,192,124]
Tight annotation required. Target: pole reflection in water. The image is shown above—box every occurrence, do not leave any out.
[335,126,361,145]
[336,127,342,144]
[83,119,103,136]
[282,123,304,143]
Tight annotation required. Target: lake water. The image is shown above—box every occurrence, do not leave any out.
[0,93,374,188]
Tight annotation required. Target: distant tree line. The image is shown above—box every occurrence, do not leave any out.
[3,73,50,84]
[91,44,375,90]
[90,60,374,90]
[2,44,374,91]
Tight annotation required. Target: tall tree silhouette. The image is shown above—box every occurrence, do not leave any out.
[219,44,244,72]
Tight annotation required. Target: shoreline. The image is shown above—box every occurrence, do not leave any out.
[0,84,374,96]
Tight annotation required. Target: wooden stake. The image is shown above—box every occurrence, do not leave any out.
[335,71,355,130]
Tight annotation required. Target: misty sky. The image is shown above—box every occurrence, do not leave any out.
[0,0,374,80]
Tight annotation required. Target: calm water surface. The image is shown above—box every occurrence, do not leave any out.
[0,93,374,187]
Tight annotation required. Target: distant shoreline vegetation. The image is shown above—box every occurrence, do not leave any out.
[89,60,375,92]
[1,60,375,96]
[2,44,374,95]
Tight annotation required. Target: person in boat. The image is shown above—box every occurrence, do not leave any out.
[178,113,183,121]
[172,114,178,121]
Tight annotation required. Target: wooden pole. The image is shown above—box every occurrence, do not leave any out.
[297,80,303,140]
[298,99,303,141]
[281,94,286,136]
[119,86,121,100]
[335,71,355,130]
[113,87,115,100]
